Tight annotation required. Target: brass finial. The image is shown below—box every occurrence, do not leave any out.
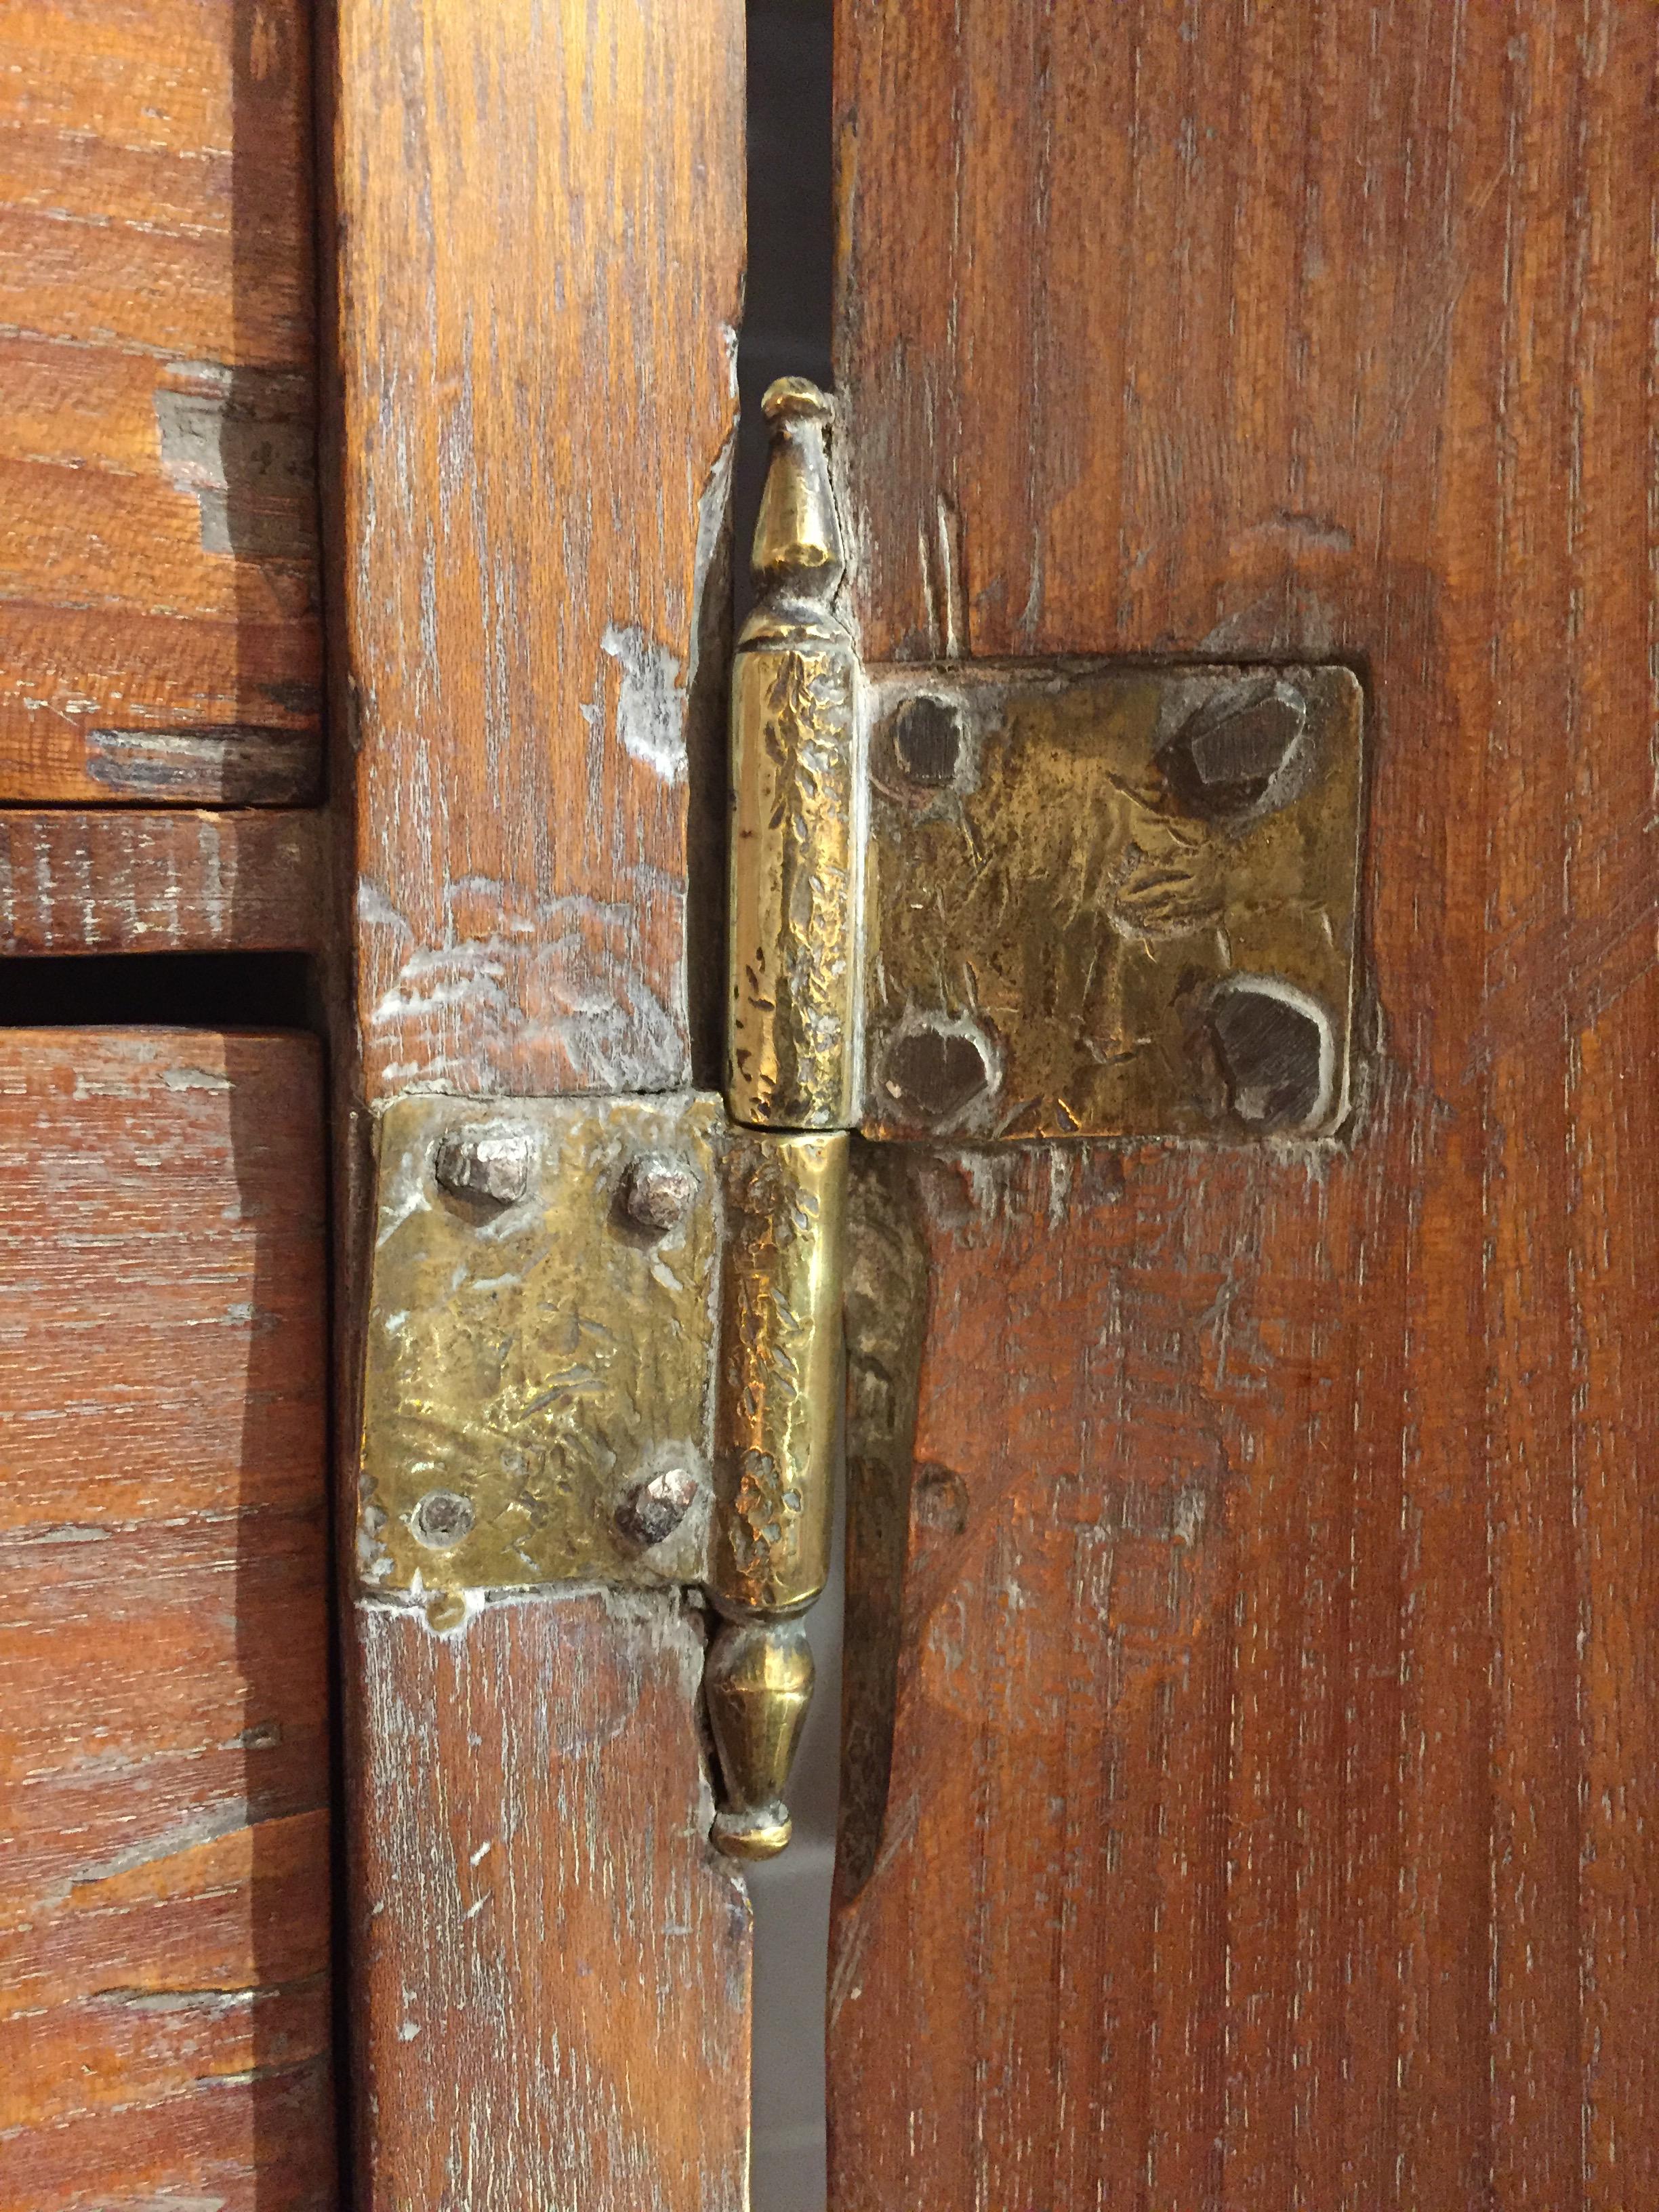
[750,377,843,605]
[704,1618,815,1860]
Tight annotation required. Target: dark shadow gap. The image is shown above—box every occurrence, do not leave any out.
[737,8,838,2212]
[735,0,834,633]
[0,951,321,1031]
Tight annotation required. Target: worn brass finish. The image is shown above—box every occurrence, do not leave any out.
[358,1092,844,1858]
[710,1129,847,1619]
[357,1094,721,1608]
[727,379,859,1130]
[861,661,1364,1141]
[704,1619,815,1860]
[703,1126,845,1859]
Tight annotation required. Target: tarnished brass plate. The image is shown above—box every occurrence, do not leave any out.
[861,661,1364,1141]
[358,1094,722,1605]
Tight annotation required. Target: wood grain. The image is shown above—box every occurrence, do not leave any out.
[0,1029,333,2212]
[352,1596,750,2212]
[331,4,751,2202]
[830,5,1659,2207]
[335,0,743,1101]
[0,808,325,954]
[0,0,321,804]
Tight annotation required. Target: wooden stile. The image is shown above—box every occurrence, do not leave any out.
[331,3,750,2205]
[829,5,1659,2208]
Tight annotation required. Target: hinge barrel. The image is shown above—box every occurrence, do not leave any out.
[712,1130,847,1619]
[727,379,859,1131]
[710,377,859,1857]
[703,1126,846,1858]
[708,1132,849,1858]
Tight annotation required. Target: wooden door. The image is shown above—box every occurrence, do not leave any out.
[827,6,1659,2209]
[7,3,1655,2209]
[1,2,752,2207]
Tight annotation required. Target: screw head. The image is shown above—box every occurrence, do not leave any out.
[617,1152,697,1235]
[888,694,965,788]
[615,1465,700,1551]
[1206,977,1335,1132]
[433,1121,535,1208]
[411,1488,476,1550]
[1161,677,1309,820]
[879,1018,995,1127]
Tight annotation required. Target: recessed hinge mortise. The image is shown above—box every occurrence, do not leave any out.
[356,377,1364,1861]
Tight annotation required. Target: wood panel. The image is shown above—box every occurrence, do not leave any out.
[0,0,321,804]
[830,5,1659,2208]
[331,3,750,2204]
[0,808,325,954]
[0,1029,332,2212]
[354,1598,749,2211]
[337,0,743,1101]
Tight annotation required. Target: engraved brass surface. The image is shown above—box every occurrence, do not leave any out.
[861,661,1364,1141]
[357,1093,722,1605]
[728,379,859,1130]
[710,1128,847,1620]
[358,1090,842,1860]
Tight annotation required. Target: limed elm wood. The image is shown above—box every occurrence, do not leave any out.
[0,808,326,954]
[0,1031,331,2212]
[331,5,750,2203]
[830,5,1659,2207]
[0,0,321,804]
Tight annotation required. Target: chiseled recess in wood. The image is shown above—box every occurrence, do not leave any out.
[831,3,1659,2207]
[352,1593,750,2212]
[335,0,743,1100]
[0,808,326,954]
[0,0,321,803]
[0,1031,333,2212]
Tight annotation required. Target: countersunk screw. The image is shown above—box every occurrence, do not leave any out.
[888,693,965,788]
[433,1121,535,1208]
[617,1152,697,1235]
[615,1465,700,1551]
[1161,676,1309,820]
[411,1488,475,1550]
[1206,978,1335,1132]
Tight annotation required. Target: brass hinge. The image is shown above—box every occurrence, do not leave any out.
[356,380,1364,1860]
[358,1094,844,1860]
[731,379,1365,1147]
